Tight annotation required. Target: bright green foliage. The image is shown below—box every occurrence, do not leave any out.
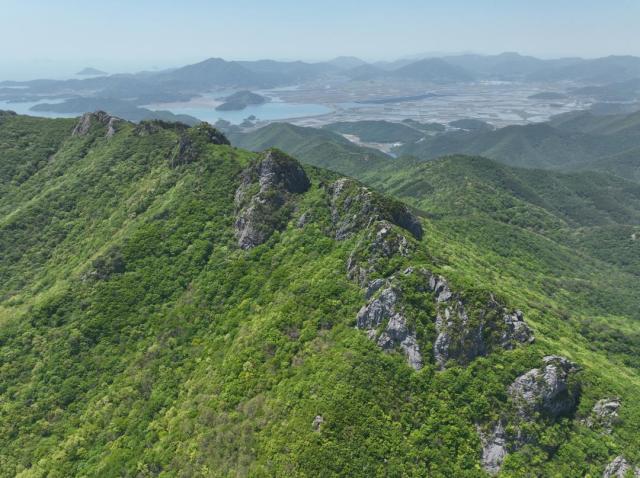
[1,113,639,477]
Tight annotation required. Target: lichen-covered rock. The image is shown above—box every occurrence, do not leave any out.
[328,178,422,241]
[603,456,640,478]
[72,111,122,137]
[427,274,534,368]
[356,287,423,370]
[508,355,580,420]
[477,421,508,476]
[234,149,310,249]
[585,398,621,433]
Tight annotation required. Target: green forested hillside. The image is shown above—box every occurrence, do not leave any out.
[1,112,640,477]
[231,122,390,176]
[323,120,425,143]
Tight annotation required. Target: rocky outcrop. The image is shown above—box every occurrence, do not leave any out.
[170,133,198,167]
[501,310,534,349]
[169,123,230,167]
[508,355,580,420]
[191,122,230,145]
[585,398,621,433]
[477,356,581,474]
[603,456,640,478]
[72,111,122,137]
[234,149,310,249]
[477,421,508,476]
[356,286,423,370]
[312,415,324,431]
[346,221,412,286]
[328,178,422,241]
[426,274,534,369]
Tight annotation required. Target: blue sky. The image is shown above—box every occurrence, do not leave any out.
[2,0,640,78]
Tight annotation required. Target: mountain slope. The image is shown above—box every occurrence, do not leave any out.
[323,120,425,143]
[1,113,640,477]
[231,122,391,176]
[396,111,640,173]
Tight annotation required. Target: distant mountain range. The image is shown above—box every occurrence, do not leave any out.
[3,53,640,125]
[233,108,640,184]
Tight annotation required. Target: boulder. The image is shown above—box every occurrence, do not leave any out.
[501,310,535,349]
[312,415,324,431]
[234,149,310,249]
[508,355,580,420]
[586,398,621,433]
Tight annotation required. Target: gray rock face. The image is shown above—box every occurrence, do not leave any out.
[234,150,310,249]
[586,398,621,433]
[603,456,640,478]
[427,274,534,369]
[312,415,324,431]
[433,296,484,369]
[356,287,423,370]
[508,355,580,420]
[365,278,388,299]
[478,422,508,476]
[328,178,422,241]
[72,111,121,137]
[501,310,535,349]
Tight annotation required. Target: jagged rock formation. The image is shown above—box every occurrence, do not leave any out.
[478,356,581,474]
[477,421,507,476]
[346,221,413,286]
[235,149,310,249]
[72,111,122,137]
[585,398,621,433]
[508,355,580,420]
[603,456,640,478]
[192,122,230,145]
[354,267,535,372]
[427,274,534,369]
[356,286,423,370]
[169,123,230,167]
[328,178,422,241]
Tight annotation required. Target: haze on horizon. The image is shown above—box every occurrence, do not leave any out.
[1,0,640,80]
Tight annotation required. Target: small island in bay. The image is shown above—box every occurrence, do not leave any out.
[215,90,268,111]
[76,67,108,76]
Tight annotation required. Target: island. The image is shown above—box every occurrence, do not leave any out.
[76,67,108,76]
[215,90,268,111]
